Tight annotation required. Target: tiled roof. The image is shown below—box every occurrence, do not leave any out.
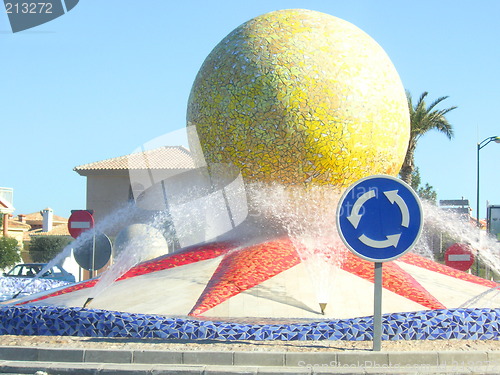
[5,220,31,231]
[29,224,71,237]
[22,212,68,224]
[73,146,195,174]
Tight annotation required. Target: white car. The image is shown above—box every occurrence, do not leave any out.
[3,263,75,283]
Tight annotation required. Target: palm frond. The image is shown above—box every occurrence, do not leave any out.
[401,91,457,184]
[426,95,450,113]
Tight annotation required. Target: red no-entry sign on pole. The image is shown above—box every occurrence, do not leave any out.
[68,210,94,239]
[445,243,475,272]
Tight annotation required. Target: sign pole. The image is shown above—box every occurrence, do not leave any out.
[91,233,95,278]
[373,262,383,351]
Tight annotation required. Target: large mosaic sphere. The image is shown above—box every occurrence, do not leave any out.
[187,9,409,186]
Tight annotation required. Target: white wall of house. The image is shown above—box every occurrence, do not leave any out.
[86,175,131,224]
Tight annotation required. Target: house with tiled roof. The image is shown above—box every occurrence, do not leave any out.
[74,146,195,224]
[20,210,68,232]
[29,222,71,237]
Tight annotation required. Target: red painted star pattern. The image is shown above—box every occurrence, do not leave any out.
[19,237,499,315]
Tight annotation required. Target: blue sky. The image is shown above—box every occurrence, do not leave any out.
[2,0,499,219]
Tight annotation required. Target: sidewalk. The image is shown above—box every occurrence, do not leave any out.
[1,346,500,374]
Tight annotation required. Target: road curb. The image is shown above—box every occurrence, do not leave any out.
[1,346,500,374]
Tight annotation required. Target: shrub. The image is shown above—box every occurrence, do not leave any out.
[29,236,72,263]
[0,237,21,269]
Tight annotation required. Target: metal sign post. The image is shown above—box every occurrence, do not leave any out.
[337,175,423,352]
[91,232,96,279]
[373,262,383,351]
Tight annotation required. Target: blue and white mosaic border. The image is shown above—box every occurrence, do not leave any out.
[0,306,498,341]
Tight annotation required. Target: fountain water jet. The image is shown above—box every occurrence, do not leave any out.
[247,183,348,315]
[9,202,144,303]
[418,200,500,276]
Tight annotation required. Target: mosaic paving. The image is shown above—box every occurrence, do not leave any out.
[187,9,409,186]
[0,305,498,341]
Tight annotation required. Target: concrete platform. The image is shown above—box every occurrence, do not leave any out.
[20,257,500,320]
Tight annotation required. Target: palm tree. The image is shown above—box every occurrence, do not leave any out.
[399,91,457,185]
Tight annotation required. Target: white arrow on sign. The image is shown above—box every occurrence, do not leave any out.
[346,188,410,249]
[383,190,410,228]
[359,233,401,248]
[347,190,376,229]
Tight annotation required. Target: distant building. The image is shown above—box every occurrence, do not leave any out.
[20,209,68,232]
[0,209,68,257]
[439,199,472,222]
[1,187,15,238]
[73,146,195,225]
[487,205,500,240]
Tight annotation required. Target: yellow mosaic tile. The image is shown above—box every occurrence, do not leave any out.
[187,9,409,187]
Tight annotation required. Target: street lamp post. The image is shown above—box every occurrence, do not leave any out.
[475,135,500,275]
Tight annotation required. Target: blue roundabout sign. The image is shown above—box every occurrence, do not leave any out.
[336,175,423,262]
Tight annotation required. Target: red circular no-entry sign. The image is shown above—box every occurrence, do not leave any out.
[68,210,94,239]
[445,243,475,272]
